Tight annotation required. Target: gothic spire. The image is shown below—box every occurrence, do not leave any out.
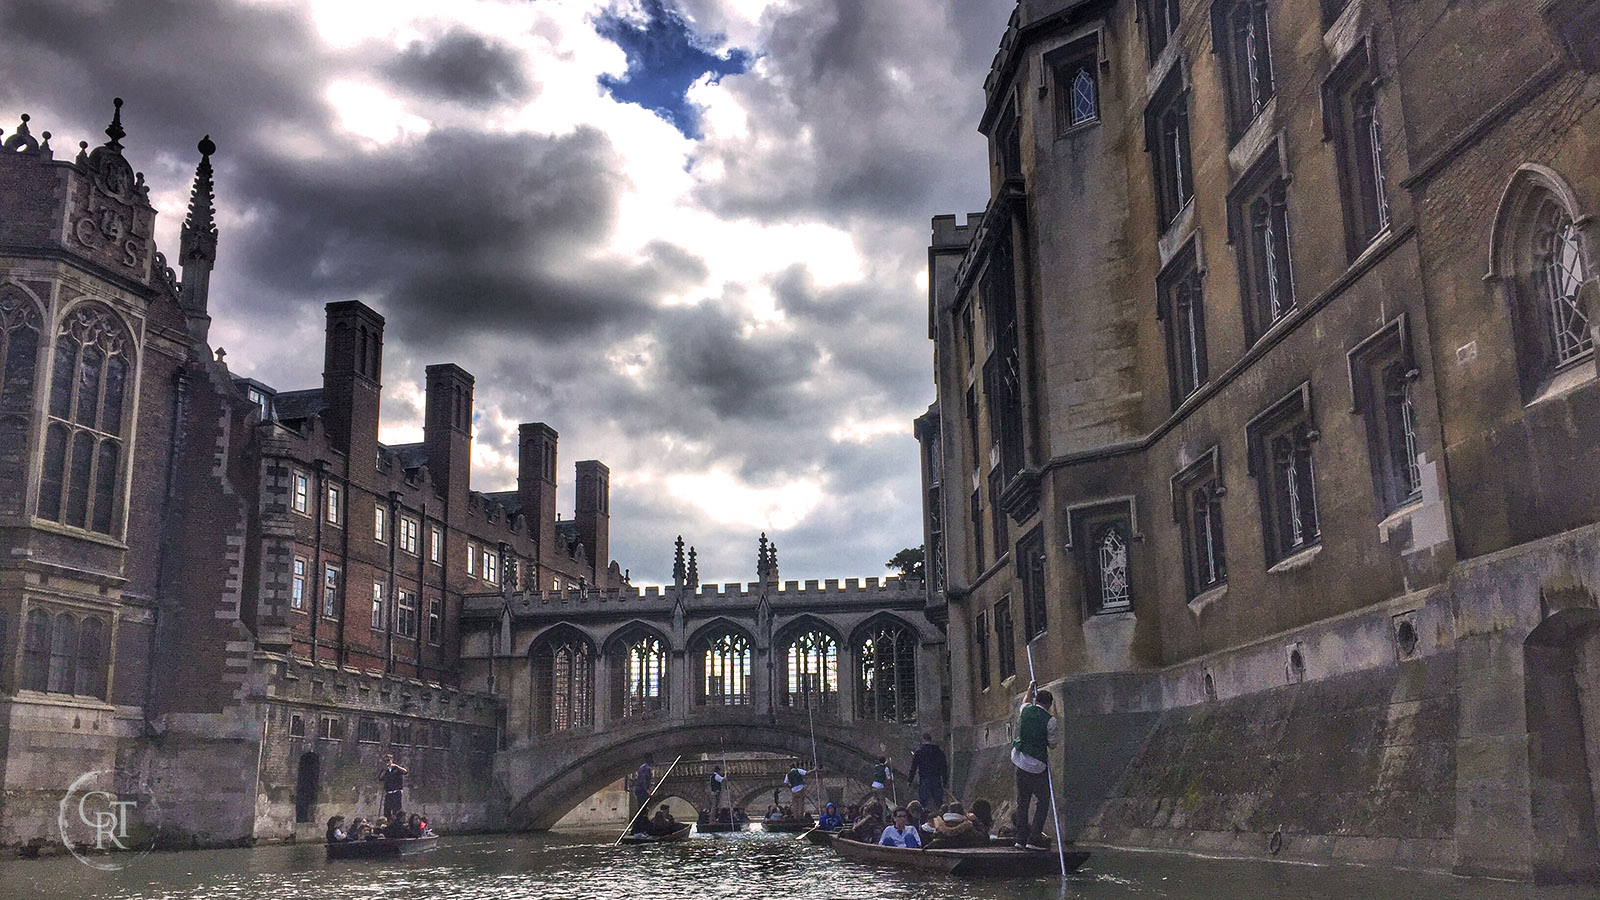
[757,532,770,581]
[687,546,699,589]
[178,135,219,340]
[673,535,687,587]
[768,542,778,583]
[184,135,217,235]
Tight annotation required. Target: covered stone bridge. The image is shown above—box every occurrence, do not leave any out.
[458,569,942,828]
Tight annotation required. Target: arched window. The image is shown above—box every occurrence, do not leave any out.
[1096,523,1131,610]
[76,617,106,698]
[695,631,750,706]
[856,621,917,724]
[532,632,593,734]
[1534,202,1592,368]
[22,608,50,692]
[618,635,666,718]
[48,612,78,694]
[0,291,42,518]
[39,305,131,534]
[1492,168,1597,393]
[781,629,838,713]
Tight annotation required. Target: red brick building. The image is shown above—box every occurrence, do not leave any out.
[0,100,625,846]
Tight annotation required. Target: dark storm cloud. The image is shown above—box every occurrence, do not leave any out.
[0,0,335,157]
[688,0,1013,222]
[232,125,658,342]
[655,302,820,420]
[593,0,753,139]
[386,31,533,107]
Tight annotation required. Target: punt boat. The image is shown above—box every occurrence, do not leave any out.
[824,833,1090,876]
[326,834,438,860]
[619,823,693,844]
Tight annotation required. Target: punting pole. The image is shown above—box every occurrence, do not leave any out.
[614,753,685,846]
[797,703,822,840]
[1024,643,1069,881]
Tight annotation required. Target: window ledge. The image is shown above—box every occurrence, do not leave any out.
[1086,607,1135,623]
[1377,498,1425,537]
[1525,358,1597,409]
[8,691,114,711]
[1055,117,1101,141]
[1268,543,1322,574]
[1186,583,1228,616]
[1349,225,1395,268]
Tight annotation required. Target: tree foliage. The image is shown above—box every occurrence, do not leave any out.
[886,546,925,581]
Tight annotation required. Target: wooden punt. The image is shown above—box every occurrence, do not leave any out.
[801,827,843,845]
[825,833,1090,877]
[619,823,693,844]
[326,834,438,860]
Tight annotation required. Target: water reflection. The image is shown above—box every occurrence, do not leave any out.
[0,830,1592,900]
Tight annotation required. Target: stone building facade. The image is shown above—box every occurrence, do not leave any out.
[0,101,624,847]
[923,0,1600,881]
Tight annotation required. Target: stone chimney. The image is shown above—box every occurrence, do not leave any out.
[322,301,384,464]
[423,363,474,505]
[518,423,558,568]
[574,460,610,585]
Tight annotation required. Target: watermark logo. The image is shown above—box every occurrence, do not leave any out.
[58,770,158,870]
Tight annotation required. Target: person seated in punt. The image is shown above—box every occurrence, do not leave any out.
[646,804,678,836]
[817,802,843,831]
[384,814,410,839]
[878,807,921,848]
[369,817,390,840]
[764,805,784,821]
[733,807,749,823]
[349,817,371,841]
[847,803,885,842]
[326,816,349,843]
[967,799,994,837]
[924,802,984,849]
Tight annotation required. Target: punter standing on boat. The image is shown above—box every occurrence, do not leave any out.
[633,761,654,817]
[908,733,948,812]
[869,757,891,805]
[708,765,727,820]
[1011,680,1059,851]
[378,754,408,819]
[783,763,811,819]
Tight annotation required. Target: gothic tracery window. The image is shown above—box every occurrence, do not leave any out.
[621,635,666,718]
[1535,202,1593,368]
[782,629,838,713]
[857,621,917,724]
[532,632,593,733]
[697,631,751,706]
[39,304,131,534]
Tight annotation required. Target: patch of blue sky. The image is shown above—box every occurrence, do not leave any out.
[593,0,754,139]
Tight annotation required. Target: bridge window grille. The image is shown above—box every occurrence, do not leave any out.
[622,636,666,718]
[697,633,751,706]
[533,636,594,733]
[857,622,917,724]
[783,631,838,713]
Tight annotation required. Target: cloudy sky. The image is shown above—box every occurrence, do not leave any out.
[0,0,1011,586]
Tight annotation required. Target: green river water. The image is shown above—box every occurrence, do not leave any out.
[1,829,1594,900]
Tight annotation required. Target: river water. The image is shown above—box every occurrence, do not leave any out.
[1,829,1594,900]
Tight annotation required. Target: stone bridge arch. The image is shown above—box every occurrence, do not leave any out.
[496,708,921,830]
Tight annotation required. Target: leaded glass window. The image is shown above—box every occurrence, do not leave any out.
[1096,524,1131,611]
[623,636,666,718]
[39,304,130,534]
[1536,203,1593,367]
[698,632,751,706]
[534,633,593,733]
[857,621,917,723]
[1218,0,1275,136]
[783,630,838,712]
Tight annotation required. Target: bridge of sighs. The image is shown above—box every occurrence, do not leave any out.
[459,548,940,829]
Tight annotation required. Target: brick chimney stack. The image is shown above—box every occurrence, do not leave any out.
[518,424,558,572]
[423,364,474,506]
[574,460,610,585]
[322,301,384,465]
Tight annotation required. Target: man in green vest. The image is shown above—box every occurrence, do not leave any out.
[1011,680,1059,850]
